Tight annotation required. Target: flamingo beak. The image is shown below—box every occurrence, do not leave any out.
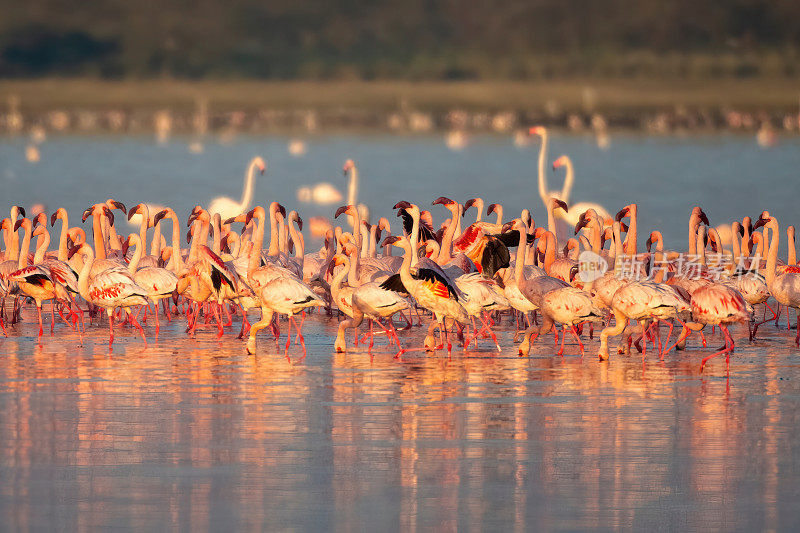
[297,217,304,231]
[103,207,114,226]
[277,204,286,218]
[82,207,92,222]
[50,211,58,226]
[574,215,588,234]
[110,201,127,214]
[487,203,499,216]
[67,244,83,259]
[699,210,710,226]
[432,196,453,206]
[646,237,653,250]
[13,219,23,231]
[554,199,568,212]
[15,206,26,218]
[127,204,141,221]
[501,221,515,233]
[463,198,477,210]
[154,209,168,225]
[620,221,629,233]
[381,236,399,247]
[753,216,768,230]
[186,228,193,244]
[393,201,411,210]
[737,224,745,237]
[615,207,629,222]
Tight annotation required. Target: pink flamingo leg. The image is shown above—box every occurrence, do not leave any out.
[127,310,148,346]
[36,304,44,340]
[570,324,585,356]
[108,312,115,346]
[700,326,733,372]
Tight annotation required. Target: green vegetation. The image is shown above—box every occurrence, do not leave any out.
[1,0,799,80]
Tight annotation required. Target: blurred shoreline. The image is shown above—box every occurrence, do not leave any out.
[1,78,799,135]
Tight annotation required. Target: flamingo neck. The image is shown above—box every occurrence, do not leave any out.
[546,202,558,250]
[288,219,304,261]
[57,212,69,262]
[494,205,503,226]
[513,221,528,285]
[33,230,50,264]
[347,166,359,207]
[77,246,95,301]
[624,206,637,257]
[697,226,707,266]
[537,132,549,204]
[93,212,107,260]
[688,212,699,256]
[788,227,796,264]
[330,257,349,298]
[248,210,267,276]
[410,208,420,269]
[17,222,32,269]
[240,159,258,210]
[347,248,360,286]
[561,159,574,205]
[741,219,751,257]
[138,205,149,255]
[168,212,184,273]
[368,225,377,257]
[437,208,459,264]
[151,221,162,257]
[127,235,142,274]
[765,219,780,287]
[730,223,741,266]
[542,232,556,274]
[267,206,280,256]
[612,222,623,271]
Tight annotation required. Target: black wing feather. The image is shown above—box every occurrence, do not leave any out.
[415,268,459,301]
[379,273,409,295]
[494,230,534,248]
[480,237,510,278]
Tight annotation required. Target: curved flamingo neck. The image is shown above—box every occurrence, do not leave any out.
[76,245,95,300]
[697,226,707,266]
[127,234,142,274]
[288,216,304,260]
[437,206,460,264]
[240,158,259,209]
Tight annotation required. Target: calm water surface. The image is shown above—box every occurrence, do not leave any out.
[1,132,799,248]
[1,310,800,530]
[1,133,800,530]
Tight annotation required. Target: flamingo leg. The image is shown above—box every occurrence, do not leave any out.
[37,304,44,340]
[700,325,733,372]
[570,324,585,356]
[556,326,566,356]
[108,310,115,346]
[290,315,307,359]
[127,309,148,346]
[50,300,56,334]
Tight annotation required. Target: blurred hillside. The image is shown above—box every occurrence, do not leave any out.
[1,0,799,79]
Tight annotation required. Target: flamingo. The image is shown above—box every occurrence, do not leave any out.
[208,156,266,220]
[380,234,468,355]
[125,233,178,336]
[68,242,148,346]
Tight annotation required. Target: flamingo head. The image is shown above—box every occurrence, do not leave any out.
[753,213,770,230]
[487,203,501,217]
[551,198,568,213]
[381,235,400,248]
[378,217,390,232]
[645,231,662,251]
[12,205,25,218]
[50,208,65,227]
[528,126,546,136]
[463,198,479,211]
[254,156,266,175]
[0,218,10,231]
[691,206,709,226]
[432,196,455,207]
[106,199,127,215]
[574,212,589,234]
[293,213,304,231]
[128,203,144,222]
[32,224,46,238]
[334,205,356,219]
[501,220,516,233]
[615,205,632,222]
[342,159,355,175]
[552,155,568,170]
[153,209,170,225]
[186,228,193,244]
[32,212,47,228]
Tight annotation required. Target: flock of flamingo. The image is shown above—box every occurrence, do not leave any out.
[1,126,798,372]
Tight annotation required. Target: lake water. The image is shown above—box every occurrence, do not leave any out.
[1,132,800,530]
[1,132,799,249]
